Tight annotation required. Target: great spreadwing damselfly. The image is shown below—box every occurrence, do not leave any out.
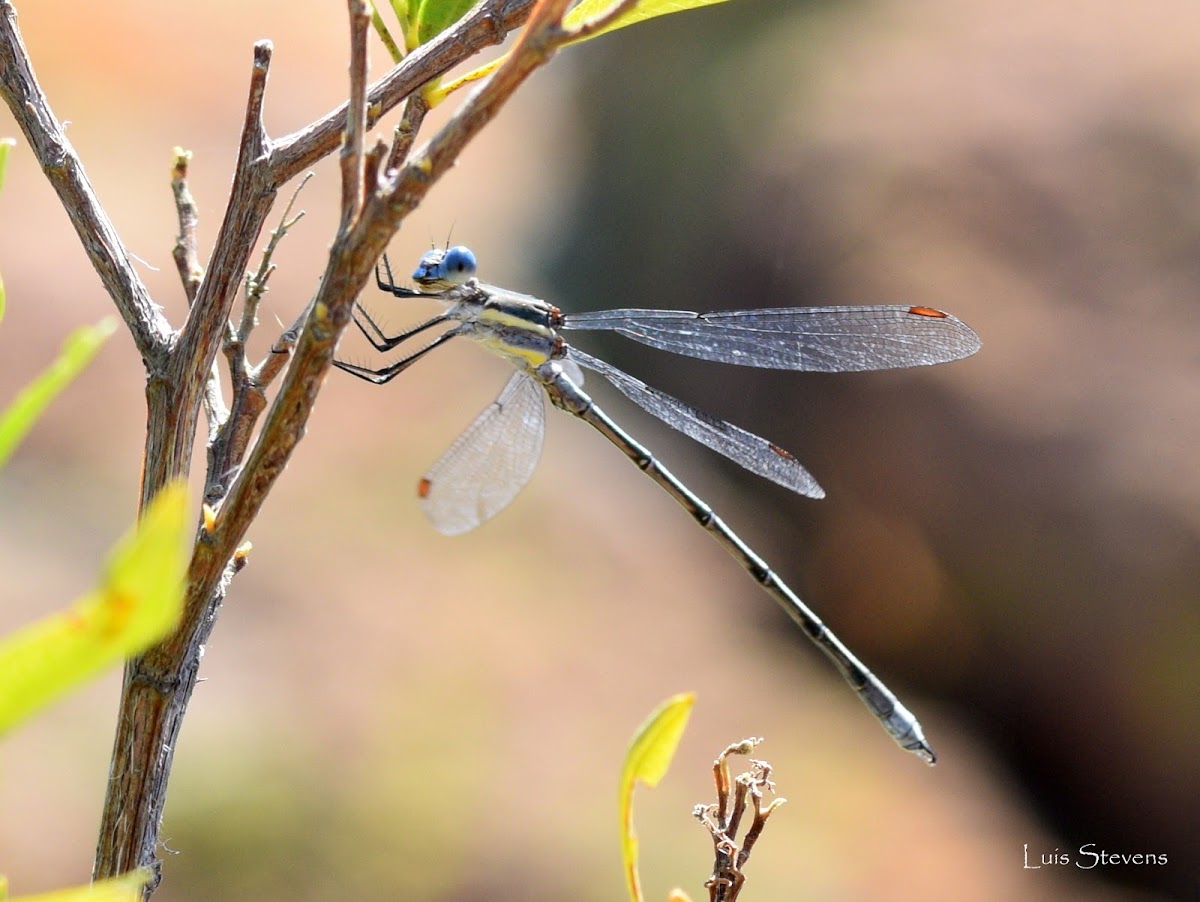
[334,245,981,763]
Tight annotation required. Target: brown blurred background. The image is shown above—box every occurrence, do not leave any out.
[1,0,1196,899]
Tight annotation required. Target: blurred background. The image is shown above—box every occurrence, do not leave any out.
[0,0,1196,899]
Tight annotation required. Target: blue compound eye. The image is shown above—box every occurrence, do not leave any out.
[440,246,477,284]
[412,246,477,288]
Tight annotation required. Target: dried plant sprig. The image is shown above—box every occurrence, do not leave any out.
[694,739,785,902]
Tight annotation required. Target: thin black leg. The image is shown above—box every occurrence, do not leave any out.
[333,328,462,385]
[352,303,451,352]
[375,254,424,299]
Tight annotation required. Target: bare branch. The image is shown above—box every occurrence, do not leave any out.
[383,0,578,220]
[170,149,203,304]
[151,2,541,505]
[252,304,306,388]
[82,0,559,893]
[241,172,313,344]
[166,42,276,476]
[362,140,389,201]
[92,41,281,889]
[170,149,229,440]
[271,0,536,182]
[386,91,430,174]
[339,0,371,234]
[204,0,584,576]
[0,1,171,360]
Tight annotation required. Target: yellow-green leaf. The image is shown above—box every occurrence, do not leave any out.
[619,692,695,902]
[433,0,733,104]
[0,319,115,471]
[563,0,733,45]
[7,869,151,902]
[0,483,189,736]
[413,0,475,46]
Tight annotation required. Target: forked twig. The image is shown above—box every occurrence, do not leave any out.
[242,172,313,342]
[86,1,550,890]
[0,0,642,894]
[694,739,786,902]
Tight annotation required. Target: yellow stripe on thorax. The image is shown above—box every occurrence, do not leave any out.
[475,306,556,366]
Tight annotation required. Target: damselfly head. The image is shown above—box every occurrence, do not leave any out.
[413,245,478,290]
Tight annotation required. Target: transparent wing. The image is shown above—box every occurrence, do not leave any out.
[419,371,546,535]
[562,305,981,372]
[567,348,824,499]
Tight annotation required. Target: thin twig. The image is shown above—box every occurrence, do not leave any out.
[241,172,314,342]
[361,140,389,201]
[0,1,171,360]
[206,0,586,571]
[714,737,757,829]
[695,739,782,902]
[382,0,583,221]
[736,762,784,869]
[339,0,371,235]
[386,91,430,174]
[170,148,230,437]
[170,148,203,304]
[270,0,537,182]
[208,288,307,506]
[253,304,307,387]
[164,42,275,498]
[207,176,312,505]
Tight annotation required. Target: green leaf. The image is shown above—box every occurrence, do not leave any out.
[413,0,476,46]
[0,483,189,736]
[432,0,733,104]
[7,870,152,902]
[563,0,733,44]
[0,319,115,472]
[386,0,415,52]
[619,692,695,902]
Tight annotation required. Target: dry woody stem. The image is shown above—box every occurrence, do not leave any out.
[694,739,786,902]
[0,0,641,894]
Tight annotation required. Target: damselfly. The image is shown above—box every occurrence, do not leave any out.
[335,246,981,763]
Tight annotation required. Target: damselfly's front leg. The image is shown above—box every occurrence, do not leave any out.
[335,322,463,385]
